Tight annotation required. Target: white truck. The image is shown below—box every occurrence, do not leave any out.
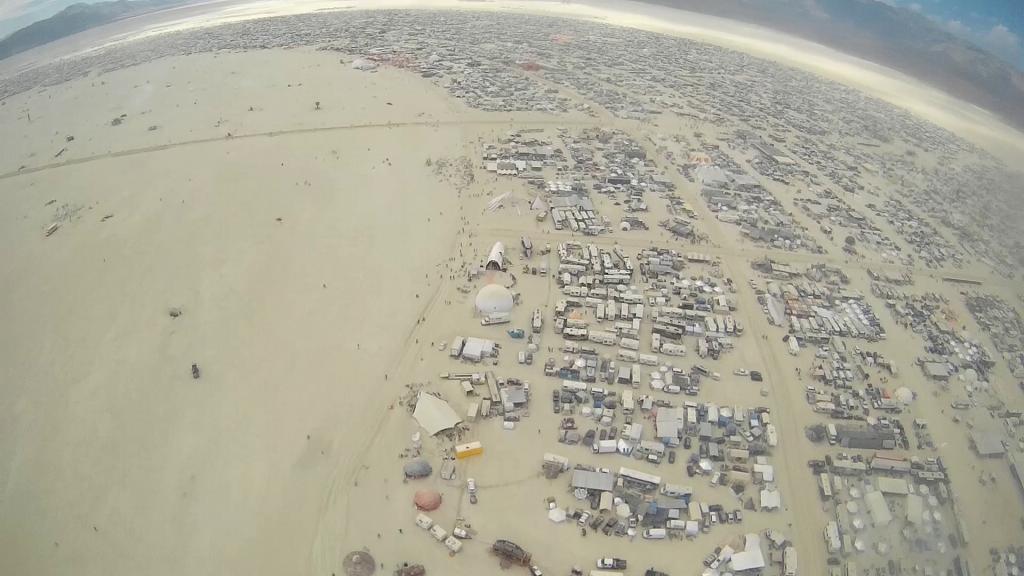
[481,314,511,326]
[450,336,465,358]
[532,309,544,333]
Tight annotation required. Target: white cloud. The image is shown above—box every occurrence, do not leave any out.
[940,18,1022,65]
[908,3,922,12]
[980,24,1021,59]
[944,19,971,36]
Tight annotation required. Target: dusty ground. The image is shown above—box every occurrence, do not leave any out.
[1,11,1023,576]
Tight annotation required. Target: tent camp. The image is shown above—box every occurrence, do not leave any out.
[413,393,462,436]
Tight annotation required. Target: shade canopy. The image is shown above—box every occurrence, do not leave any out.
[413,392,461,436]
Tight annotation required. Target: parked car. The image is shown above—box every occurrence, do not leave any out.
[597,558,627,570]
[529,566,543,576]
[733,368,749,376]
[683,436,692,450]
[583,429,596,447]
[668,450,676,464]
[467,478,478,504]
[750,371,763,382]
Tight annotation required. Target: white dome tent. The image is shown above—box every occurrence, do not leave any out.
[475,284,514,315]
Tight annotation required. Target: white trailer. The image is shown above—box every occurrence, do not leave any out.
[784,546,797,576]
[638,353,659,366]
[562,380,588,393]
[788,337,800,355]
[564,327,588,340]
[617,349,638,362]
[619,337,640,351]
[618,466,661,487]
[621,390,635,414]
[588,330,618,346]
[661,342,686,356]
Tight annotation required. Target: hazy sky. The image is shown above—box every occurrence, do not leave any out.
[885,0,1022,67]
[0,0,81,38]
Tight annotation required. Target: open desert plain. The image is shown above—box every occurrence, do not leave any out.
[2,2,1024,576]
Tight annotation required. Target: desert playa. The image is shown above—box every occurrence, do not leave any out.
[1,4,1023,576]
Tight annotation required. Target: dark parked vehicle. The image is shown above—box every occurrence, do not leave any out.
[668,450,676,464]
[684,436,692,449]
[750,371,763,382]
[583,429,596,447]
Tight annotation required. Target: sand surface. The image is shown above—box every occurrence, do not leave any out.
[0,48,471,575]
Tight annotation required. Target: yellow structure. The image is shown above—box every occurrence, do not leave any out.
[455,441,483,459]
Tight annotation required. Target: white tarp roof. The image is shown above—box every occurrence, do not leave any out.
[413,392,462,436]
[753,463,775,482]
[759,488,781,510]
[730,533,765,571]
[547,507,567,523]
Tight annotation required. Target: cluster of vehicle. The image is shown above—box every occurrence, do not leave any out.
[732,367,763,382]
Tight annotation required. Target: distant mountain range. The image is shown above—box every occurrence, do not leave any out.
[638,0,1024,131]
[2,0,1023,131]
[0,0,184,60]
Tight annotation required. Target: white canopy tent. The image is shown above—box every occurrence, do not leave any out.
[413,392,462,436]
